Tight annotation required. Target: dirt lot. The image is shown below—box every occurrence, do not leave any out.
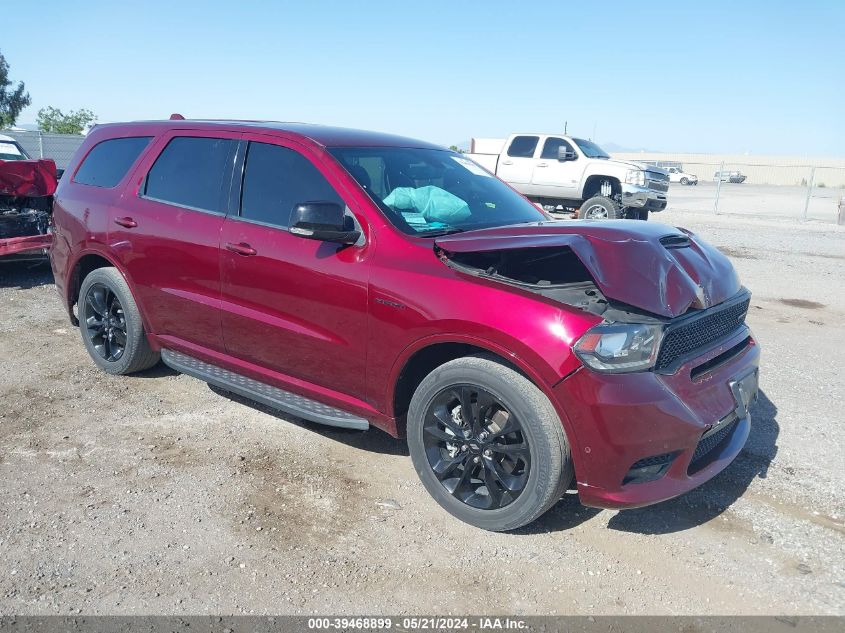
[1,209,843,616]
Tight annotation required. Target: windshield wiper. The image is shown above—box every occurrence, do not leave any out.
[415,227,466,237]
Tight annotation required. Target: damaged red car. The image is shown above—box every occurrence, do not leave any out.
[0,153,57,261]
[50,120,759,531]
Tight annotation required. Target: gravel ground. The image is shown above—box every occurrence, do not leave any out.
[0,209,843,616]
[667,182,843,223]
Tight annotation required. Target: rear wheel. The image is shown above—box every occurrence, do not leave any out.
[407,356,572,531]
[578,195,622,219]
[78,267,159,375]
[680,177,689,185]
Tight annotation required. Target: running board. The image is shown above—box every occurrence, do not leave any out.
[160,349,369,431]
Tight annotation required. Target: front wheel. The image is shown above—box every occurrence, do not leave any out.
[407,356,573,531]
[578,195,622,220]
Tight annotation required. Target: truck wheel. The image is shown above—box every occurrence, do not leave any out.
[579,195,622,220]
[407,356,573,532]
[78,267,160,375]
[628,208,649,221]
[680,177,689,185]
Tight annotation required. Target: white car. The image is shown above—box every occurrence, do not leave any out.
[666,166,698,185]
[0,133,30,161]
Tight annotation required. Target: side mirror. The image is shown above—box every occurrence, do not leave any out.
[557,147,577,161]
[289,202,361,245]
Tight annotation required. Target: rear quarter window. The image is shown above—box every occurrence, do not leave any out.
[143,137,236,213]
[73,137,152,188]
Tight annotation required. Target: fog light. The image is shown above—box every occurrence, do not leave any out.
[622,452,677,485]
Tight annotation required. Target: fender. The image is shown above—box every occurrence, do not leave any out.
[62,244,152,335]
[386,331,584,457]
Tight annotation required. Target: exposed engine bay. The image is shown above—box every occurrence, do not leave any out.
[437,245,614,317]
[1,195,51,238]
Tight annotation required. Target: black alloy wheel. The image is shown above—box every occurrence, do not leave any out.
[422,385,530,510]
[83,282,128,362]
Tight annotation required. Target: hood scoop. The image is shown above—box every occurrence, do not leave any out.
[659,234,690,249]
[435,221,740,318]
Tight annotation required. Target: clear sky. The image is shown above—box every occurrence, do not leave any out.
[4,0,844,156]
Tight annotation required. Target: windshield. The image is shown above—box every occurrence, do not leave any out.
[572,138,610,159]
[329,147,544,236]
[0,141,27,161]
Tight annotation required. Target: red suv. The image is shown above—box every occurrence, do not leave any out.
[50,119,759,531]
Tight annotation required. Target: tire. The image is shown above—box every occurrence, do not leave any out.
[578,195,622,220]
[680,177,689,185]
[78,267,159,375]
[628,208,649,221]
[407,355,573,531]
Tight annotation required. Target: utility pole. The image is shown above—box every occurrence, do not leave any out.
[564,121,567,134]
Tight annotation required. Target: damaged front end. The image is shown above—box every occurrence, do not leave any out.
[0,159,57,260]
[435,220,750,374]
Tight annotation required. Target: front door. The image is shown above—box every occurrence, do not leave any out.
[219,139,371,402]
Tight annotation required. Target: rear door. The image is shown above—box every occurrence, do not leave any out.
[219,137,371,401]
[530,136,582,199]
[114,130,240,354]
[495,135,539,188]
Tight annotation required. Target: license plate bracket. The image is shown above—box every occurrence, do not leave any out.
[729,367,759,419]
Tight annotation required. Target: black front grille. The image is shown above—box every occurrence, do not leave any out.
[655,297,750,372]
[688,416,739,474]
[648,180,669,192]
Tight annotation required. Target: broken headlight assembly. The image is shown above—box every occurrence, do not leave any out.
[574,323,663,373]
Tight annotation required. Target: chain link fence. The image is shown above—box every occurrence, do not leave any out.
[613,153,845,224]
[1,130,86,170]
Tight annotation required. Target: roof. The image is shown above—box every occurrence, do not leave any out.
[89,120,445,150]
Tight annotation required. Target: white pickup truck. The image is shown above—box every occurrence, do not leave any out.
[467,134,669,220]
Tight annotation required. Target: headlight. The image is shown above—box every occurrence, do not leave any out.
[624,169,646,186]
[574,323,662,373]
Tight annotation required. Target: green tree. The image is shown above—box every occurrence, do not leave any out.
[36,106,97,134]
[0,51,31,128]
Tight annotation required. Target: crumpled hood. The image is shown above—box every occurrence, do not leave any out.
[0,159,58,197]
[435,220,740,318]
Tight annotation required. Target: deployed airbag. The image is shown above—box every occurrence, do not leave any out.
[383,186,471,224]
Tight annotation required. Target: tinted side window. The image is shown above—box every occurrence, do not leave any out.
[74,137,152,188]
[144,137,236,213]
[540,137,574,159]
[240,142,343,228]
[507,136,539,158]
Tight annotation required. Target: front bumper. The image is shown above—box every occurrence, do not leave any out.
[620,184,667,212]
[552,327,759,509]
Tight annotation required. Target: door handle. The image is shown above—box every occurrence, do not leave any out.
[500,160,513,166]
[536,163,548,167]
[114,216,138,228]
[225,242,257,256]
